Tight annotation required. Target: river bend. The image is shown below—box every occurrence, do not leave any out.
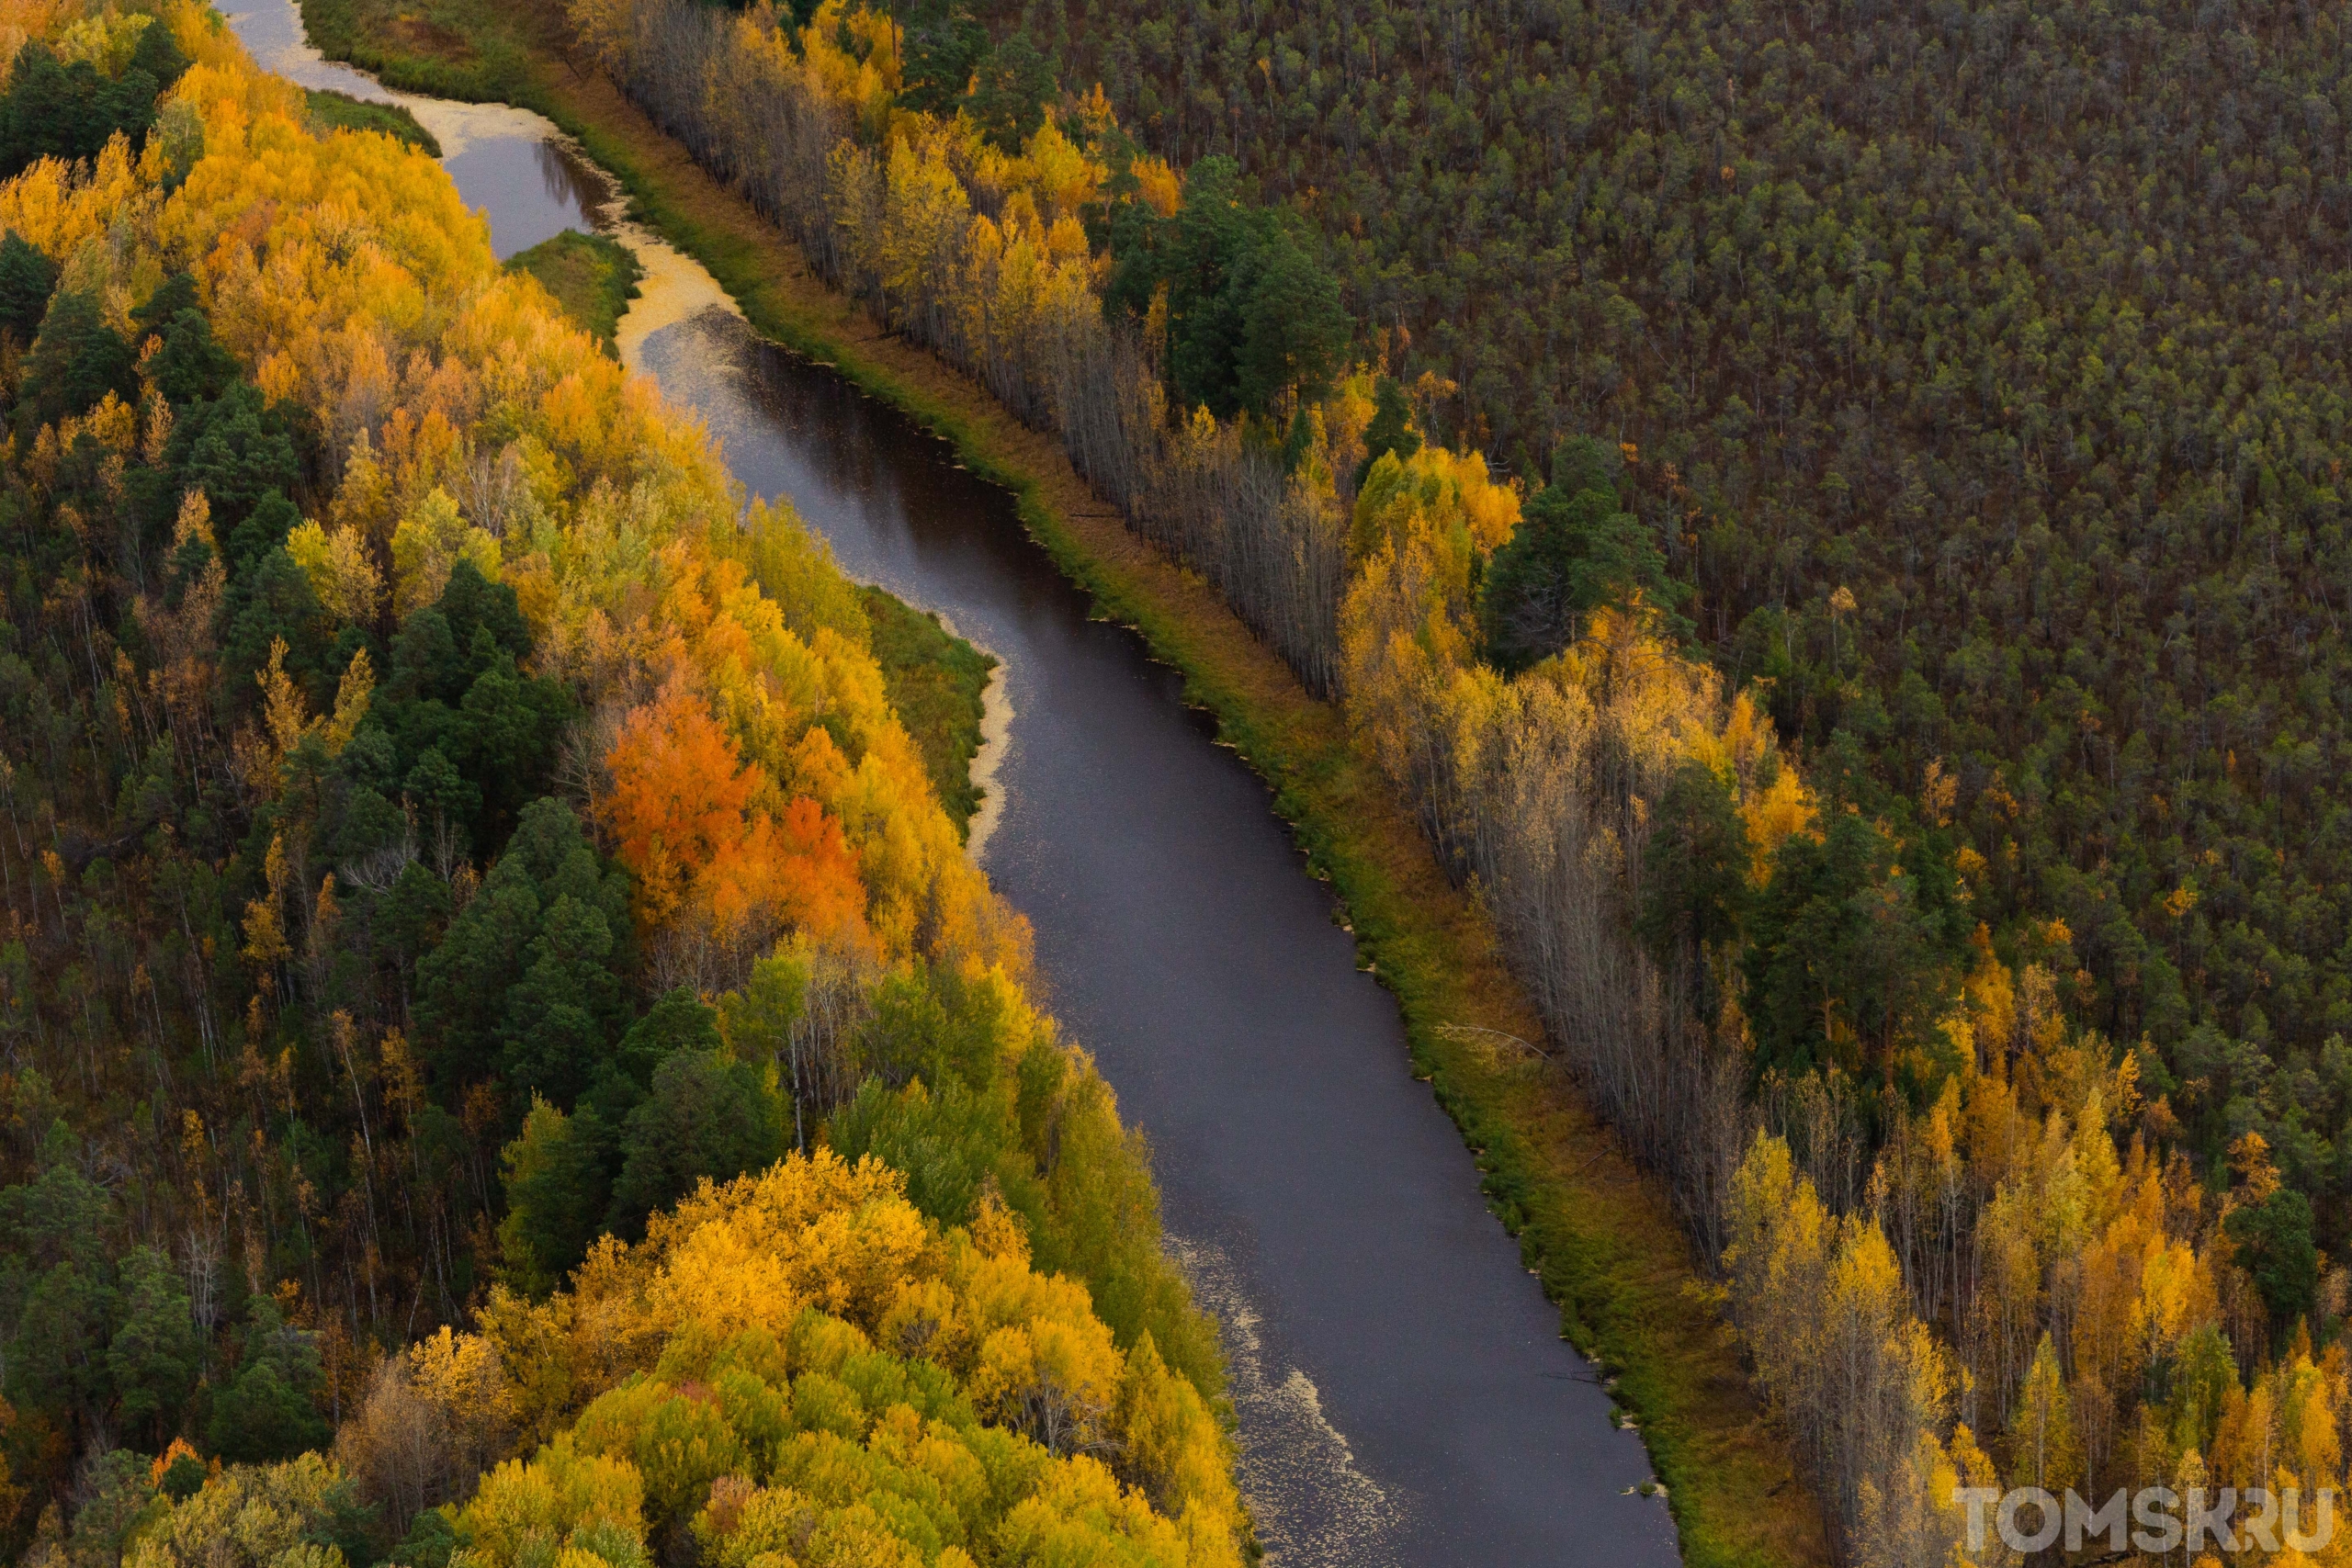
[218,7,1685,1558]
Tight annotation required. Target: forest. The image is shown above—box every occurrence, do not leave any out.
[10,0,2352,1551]
[548,0,2352,1561]
[1034,0,2352,1179]
[0,1,1249,1562]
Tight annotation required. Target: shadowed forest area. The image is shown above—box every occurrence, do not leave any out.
[1036,0,2352,1153]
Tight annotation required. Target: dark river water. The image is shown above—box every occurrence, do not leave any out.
[646,324,1681,1565]
[222,4,1686,1558]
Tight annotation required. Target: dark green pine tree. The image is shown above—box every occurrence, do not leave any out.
[105,1246,202,1449]
[497,1098,613,1298]
[206,1297,332,1464]
[1479,435,1683,671]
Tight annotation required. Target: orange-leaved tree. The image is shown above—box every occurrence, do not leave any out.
[600,682,867,963]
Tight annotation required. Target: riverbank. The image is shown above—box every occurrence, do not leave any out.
[858,589,999,840]
[291,3,1826,1560]
[303,85,440,152]
[503,228,999,840]
[506,230,640,355]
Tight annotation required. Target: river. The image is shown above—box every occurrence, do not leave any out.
[222,6,1685,1560]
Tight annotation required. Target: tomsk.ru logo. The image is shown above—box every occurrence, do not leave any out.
[1953,1486,2337,1554]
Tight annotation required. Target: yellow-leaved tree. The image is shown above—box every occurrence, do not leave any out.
[448,1149,1242,1566]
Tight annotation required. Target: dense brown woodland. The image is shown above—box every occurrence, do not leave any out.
[1050,0,2352,1096]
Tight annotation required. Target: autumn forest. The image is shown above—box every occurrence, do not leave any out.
[2,0,2350,1561]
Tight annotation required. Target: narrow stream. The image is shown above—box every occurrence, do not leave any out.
[222,6,1686,1560]
[224,0,606,259]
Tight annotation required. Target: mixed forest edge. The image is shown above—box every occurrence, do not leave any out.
[282,0,1830,1560]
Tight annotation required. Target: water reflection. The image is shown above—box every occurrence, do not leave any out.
[439,132,607,259]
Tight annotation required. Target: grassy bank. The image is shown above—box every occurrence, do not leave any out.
[303,85,439,152]
[507,229,641,355]
[860,588,996,838]
[297,0,532,98]
[285,0,1827,1559]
